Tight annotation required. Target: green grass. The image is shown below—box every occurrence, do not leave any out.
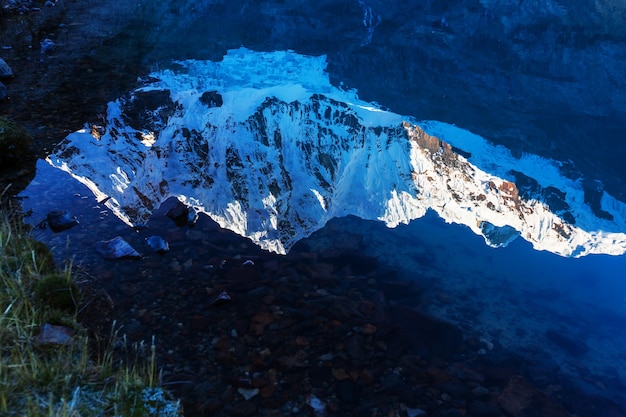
[0,198,182,416]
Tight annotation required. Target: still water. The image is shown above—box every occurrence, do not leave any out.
[11,2,626,413]
[20,158,626,406]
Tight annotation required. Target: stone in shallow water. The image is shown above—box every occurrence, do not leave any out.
[237,387,259,401]
[46,210,79,232]
[94,236,141,259]
[146,235,169,254]
[0,58,12,78]
[498,375,571,417]
[544,329,589,356]
[212,291,231,306]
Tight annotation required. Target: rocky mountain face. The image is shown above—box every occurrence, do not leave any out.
[47,49,626,257]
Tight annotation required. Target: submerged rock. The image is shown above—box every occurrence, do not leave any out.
[46,210,79,232]
[545,329,589,356]
[212,291,232,306]
[94,236,141,259]
[146,235,169,254]
[40,38,55,54]
[498,375,571,417]
[0,58,12,78]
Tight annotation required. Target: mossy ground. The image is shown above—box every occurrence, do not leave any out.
[0,198,182,416]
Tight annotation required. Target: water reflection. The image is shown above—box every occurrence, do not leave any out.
[43,49,626,257]
[19,157,626,407]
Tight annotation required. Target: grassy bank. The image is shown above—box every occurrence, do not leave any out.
[0,197,182,416]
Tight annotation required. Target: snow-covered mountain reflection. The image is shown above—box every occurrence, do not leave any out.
[48,48,626,257]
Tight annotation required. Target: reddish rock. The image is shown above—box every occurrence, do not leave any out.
[498,375,572,417]
[295,335,310,346]
[294,349,310,367]
[260,384,276,399]
[427,367,452,384]
[249,311,274,335]
[250,354,267,368]
[261,294,276,305]
[362,323,378,335]
[276,355,296,368]
[230,400,257,416]
[332,368,351,381]
[215,350,234,365]
[214,336,232,351]
[188,314,210,332]
[360,369,375,385]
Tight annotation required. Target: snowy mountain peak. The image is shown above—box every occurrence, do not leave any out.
[47,48,626,257]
